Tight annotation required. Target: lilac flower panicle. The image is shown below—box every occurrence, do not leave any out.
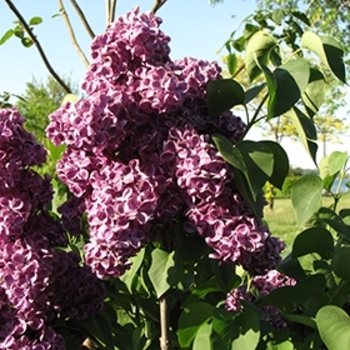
[0,107,107,348]
[226,270,296,328]
[46,7,284,281]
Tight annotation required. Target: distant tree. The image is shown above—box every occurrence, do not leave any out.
[17,75,78,142]
[16,75,78,180]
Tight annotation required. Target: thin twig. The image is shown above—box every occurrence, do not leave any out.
[4,0,72,93]
[159,295,170,350]
[151,0,168,14]
[68,0,95,39]
[110,0,117,23]
[106,0,111,26]
[57,0,90,68]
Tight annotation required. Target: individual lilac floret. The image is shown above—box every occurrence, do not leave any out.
[226,270,296,328]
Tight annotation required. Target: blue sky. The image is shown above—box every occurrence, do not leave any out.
[0,0,255,94]
[0,0,348,168]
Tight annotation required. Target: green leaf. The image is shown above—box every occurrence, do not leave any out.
[184,277,221,306]
[260,141,289,189]
[268,58,310,118]
[318,207,350,240]
[210,308,237,349]
[178,302,214,348]
[0,29,14,45]
[332,247,350,280]
[316,305,350,350]
[193,323,212,350]
[278,254,306,280]
[245,30,277,82]
[47,140,66,162]
[301,32,346,83]
[302,68,326,118]
[285,107,318,163]
[210,260,240,293]
[120,248,145,293]
[244,83,266,104]
[237,141,274,197]
[21,37,33,48]
[291,174,322,225]
[29,16,43,25]
[232,168,264,221]
[291,11,311,26]
[14,26,24,39]
[207,79,245,117]
[231,309,260,349]
[212,135,274,214]
[148,249,178,298]
[271,9,285,25]
[94,314,115,350]
[227,53,238,75]
[262,275,326,311]
[292,227,334,259]
[328,151,348,175]
[282,314,316,329]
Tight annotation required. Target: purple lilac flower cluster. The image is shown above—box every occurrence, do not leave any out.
[0,108,105,349]
[226,269,296,328]
[46,7,284,280]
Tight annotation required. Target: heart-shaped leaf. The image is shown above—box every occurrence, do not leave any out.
[291,174,322,225]
[316,305,350,350]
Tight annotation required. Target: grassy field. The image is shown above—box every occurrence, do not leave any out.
[263,193,350,247]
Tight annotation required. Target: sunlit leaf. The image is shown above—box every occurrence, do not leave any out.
[245,30,276,82]
[291,174,322,225]
[302,68,326,118]
[301,31,346,83]
[284,107,318,163]
[271,9,285,25]
[227,53,238,75]
[178,302,214,348]
[0,29,14,45]
[328,151,348,175]
[268,58,310,118]
[148,249,179,298]
[29,16,43,25]
[316,305,350,350]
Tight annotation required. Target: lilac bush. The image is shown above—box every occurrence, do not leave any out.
[46,6,284,280]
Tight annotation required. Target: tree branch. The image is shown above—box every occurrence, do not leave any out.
[106,0,111,26]
[109,0,117,23]
[68,0,95,39]
[57,0,90,68]
[159,295,170,350]
[151,0,168,14]
[4,0,72,94]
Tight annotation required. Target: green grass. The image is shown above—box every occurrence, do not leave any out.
[263,193,350,246]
